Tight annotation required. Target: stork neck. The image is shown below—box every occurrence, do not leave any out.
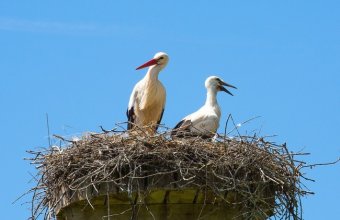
[144,65,160,81]
[205,88,218,106]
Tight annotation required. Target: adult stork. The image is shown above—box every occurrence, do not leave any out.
[172,76,236,138]
[126,52,169,133]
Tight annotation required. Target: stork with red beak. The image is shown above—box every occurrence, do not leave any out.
[172,76,237,138]
[127,52,169,133]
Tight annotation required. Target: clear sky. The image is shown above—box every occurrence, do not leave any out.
[1,1,339,219]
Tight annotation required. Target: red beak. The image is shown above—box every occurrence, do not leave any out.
[136,58,158,70]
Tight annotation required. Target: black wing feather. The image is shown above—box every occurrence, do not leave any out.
[171,119,212,139]
[155,108,165,131]
[171,119,191,137]
[126,106,135,130]
[173,119,186,130]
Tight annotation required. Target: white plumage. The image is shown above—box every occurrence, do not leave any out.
[172,76,236,138]
[127,52,169,133]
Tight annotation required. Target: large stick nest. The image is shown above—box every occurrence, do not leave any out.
[27,126,312,220]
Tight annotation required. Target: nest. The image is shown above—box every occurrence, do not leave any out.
[27,126,312,220]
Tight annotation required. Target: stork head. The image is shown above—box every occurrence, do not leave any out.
[136,52,169,71]
[205,76,237,96]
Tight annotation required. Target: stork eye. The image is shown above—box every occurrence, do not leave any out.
[159,57,164,60]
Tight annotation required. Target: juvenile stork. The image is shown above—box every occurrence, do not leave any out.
[126,52,169,133]
[172,76,236,138]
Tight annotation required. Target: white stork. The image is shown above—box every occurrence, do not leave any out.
[172,76,237,138]
[126,52,169,133]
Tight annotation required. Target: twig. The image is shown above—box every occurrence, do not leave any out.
[46,113,51,147]
[302,157,340,168]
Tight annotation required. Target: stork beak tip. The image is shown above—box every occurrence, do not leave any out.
[135,58,158,70]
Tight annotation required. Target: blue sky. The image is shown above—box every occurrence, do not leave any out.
[1,1,339,219]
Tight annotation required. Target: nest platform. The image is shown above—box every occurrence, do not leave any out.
[27,128,309,220]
